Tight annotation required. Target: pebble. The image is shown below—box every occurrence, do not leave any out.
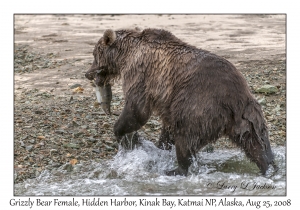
[102,122,110,128]
[29,139,36,144]
[74,131,84,137]
[87,137,97,143]
[34,110,44,114]
[50,149,58,155]
[104,145,114,151]
[55,129,66,134]
[72,120,79,126]
[92,149,101,153]
[70,84,82,89]
[20,141,25,148]
[258,97,267,105]
[26,145,34,152]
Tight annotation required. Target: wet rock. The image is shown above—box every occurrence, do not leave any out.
[204,144,214,153]
[61,163,73,172]
[104,145,114,151]
[73,164,82,172]
[255,85,278,94]
[35,170,41,177]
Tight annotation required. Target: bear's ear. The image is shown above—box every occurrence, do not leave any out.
[103,29,116,46]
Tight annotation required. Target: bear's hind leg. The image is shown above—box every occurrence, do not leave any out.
[165,138,193,176]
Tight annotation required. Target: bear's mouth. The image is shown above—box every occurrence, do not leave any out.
[85,66,108,81]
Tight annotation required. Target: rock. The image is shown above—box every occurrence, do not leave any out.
[34,110,44,114]
[102,122,110,129]
[85,115,91,119]
[20,141,25,148]
[203,144,214,153]
[70,84,82,89]
[273,104,281,113]
[71,121,79,128]
[258,97,267,105]
[50,149,58,155]
[255,85,278,94]
[73,164,82,172]
[26,145,34,152]
[104,144,115,151]
[87,137,97,143]
[81,125,88,129]
[63,143,80,149]
[74,131,84,137]
[55,129,66,134]
[105,140,114,144]
[92,149,101,153]
[35,170,41,177]
[61,163,73,172]
[29,139,36,144]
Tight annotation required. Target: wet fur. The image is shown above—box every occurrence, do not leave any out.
[85,28,274,176]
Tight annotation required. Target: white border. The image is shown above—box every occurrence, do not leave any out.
[2,0,299,209]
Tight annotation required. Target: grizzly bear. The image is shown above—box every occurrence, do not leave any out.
[85,28,276,176]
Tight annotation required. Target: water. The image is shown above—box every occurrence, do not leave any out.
[14,139,286,196]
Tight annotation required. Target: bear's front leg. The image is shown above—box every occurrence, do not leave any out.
[118,132,140,150]
[156,125,174,151]
[113,100,151,149]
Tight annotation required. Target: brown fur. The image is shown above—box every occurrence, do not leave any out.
[85,28,275,176]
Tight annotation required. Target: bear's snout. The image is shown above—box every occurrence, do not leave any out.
[85,71,95,80]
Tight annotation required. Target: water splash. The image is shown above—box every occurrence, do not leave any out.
[14,139,286,196]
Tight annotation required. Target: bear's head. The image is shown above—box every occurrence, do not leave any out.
[85,29,117,85]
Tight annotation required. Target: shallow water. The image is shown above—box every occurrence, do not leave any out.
[14,139,286,196]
